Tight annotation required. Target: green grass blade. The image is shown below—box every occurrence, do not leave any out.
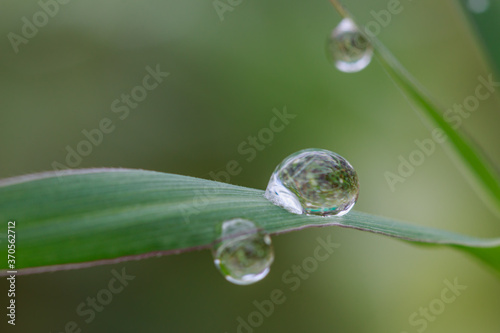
[1,169,499,276]
[328,0,500,217]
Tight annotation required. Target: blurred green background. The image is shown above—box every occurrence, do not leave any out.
[1,0,500,332]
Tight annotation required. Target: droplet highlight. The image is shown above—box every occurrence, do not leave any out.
[327,18,373,73]
[265,148,359,216]
[213,218,274,285]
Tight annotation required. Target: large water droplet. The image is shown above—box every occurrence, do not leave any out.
[265,148,359,216]
[327,18,373,73]
[213,218,274,285]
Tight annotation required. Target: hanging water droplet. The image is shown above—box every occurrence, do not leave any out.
[213,218,274,285]
[265,148,359,216]
[327,17,373,73]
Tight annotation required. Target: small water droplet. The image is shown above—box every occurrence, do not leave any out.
[467,0,489,13]
[265,148,359,216]
[327,18,373,73]
[213,218,274,285]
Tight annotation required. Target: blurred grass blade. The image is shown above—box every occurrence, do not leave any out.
[1,169,499,276]
[328,0,500,217]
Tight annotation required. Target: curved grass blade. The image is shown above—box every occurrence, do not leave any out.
[0,169,499,276]
[328,0,500,217]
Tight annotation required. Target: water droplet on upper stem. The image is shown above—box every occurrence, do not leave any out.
[327,18,373,73]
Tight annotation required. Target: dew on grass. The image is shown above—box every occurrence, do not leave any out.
[213,218,274,285]
[264,148,359,216]
[327,17,373,73]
